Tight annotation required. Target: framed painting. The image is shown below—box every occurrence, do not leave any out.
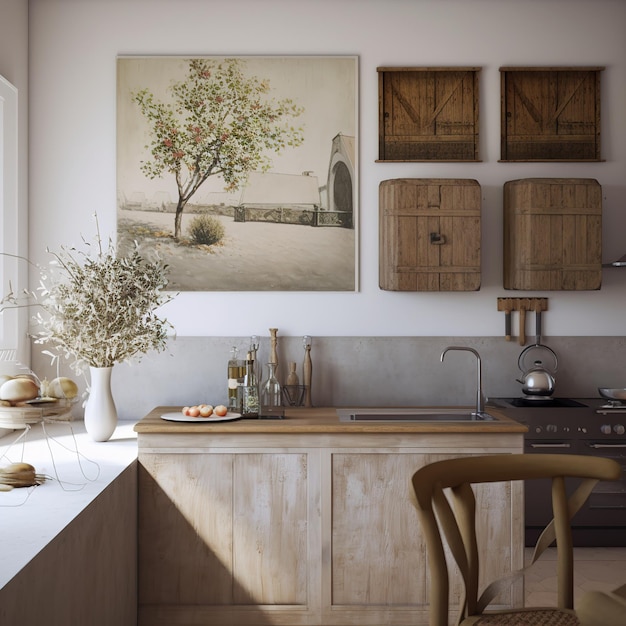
[116,55,358,291]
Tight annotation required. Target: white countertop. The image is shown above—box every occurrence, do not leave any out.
[0,419,138,589]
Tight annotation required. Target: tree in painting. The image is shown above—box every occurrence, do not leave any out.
[133,58,305,240]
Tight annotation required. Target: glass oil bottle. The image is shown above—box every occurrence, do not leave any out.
[227,346,245,413]
[242,359,259,418]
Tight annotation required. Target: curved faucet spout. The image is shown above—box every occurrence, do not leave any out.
[440,346,484,415]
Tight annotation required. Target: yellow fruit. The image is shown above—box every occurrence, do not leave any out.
[48,377,79,399]
[0,375,14,387]
[0,377,39,402]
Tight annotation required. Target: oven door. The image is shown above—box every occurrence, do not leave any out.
[578,440,626,528]
[524,439,626,546]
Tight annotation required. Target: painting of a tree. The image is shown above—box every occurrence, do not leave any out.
[133,58,304,240]
[117,56,358,292]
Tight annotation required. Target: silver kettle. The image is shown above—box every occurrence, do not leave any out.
[517,345,558,397]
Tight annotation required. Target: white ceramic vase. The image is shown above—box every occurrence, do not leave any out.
[84,366,118,442]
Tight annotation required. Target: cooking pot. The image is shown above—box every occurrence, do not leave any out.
[517,344,558,397]
[598,388,626,401]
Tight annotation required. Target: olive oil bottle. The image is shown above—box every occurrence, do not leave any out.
[227,346,245,413]
[242,360,259,417]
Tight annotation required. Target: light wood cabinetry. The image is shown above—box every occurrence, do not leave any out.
[499,67,603,162]
[379,178,481,291]
[136,408,525,626]
[377,67,480,162]
[503,178,602,290]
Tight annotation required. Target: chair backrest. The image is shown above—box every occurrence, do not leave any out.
[411,454,621,626]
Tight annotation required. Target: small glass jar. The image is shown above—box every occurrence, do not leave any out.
[261,362,284,419]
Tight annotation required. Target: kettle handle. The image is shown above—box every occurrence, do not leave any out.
[518,344,558,374]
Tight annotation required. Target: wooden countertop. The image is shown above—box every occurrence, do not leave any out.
[134,406,527,434]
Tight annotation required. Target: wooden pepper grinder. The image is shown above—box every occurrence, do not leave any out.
[303,335,312,408]
[269,328,279,375]
[287,362,299,386]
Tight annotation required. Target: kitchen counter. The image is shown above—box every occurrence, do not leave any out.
[134,404,526,434]
[0,420,138,626]
[135,405,525,626]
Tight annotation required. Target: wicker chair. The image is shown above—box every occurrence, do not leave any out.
[411,454,623,625]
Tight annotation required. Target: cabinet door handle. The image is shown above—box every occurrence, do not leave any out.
[529,443,572,448]
[430,232,446,245]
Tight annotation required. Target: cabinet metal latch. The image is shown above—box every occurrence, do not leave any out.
[430,232,446,245]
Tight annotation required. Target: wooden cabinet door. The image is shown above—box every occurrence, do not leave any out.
[378,67,480,162]
[501,67,603,161]
[380,178,481,291]
[328,451,519,623]
[138,451,319,625]
[503,178,602,290]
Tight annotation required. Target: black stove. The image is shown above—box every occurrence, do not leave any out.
[489,397,626,547]
[596,400,626,414]
[498,397,587,408]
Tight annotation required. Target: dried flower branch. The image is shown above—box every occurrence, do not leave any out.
[2,215,175,373]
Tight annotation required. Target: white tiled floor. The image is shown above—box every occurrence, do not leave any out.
[524,548,626,607]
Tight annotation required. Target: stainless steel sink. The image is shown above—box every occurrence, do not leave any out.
[336,408,495,422]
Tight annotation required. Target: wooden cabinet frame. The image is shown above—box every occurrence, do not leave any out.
[377,67,480,162]
[137,428,524,626]
[500,66,604,162]
[379,178,481,291]
[503,177,602,290]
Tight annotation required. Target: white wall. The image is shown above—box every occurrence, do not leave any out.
[28,0,626,340]
[0,0,29,363]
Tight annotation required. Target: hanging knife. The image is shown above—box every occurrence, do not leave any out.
[497,298,512,341]
[534,298,548,345]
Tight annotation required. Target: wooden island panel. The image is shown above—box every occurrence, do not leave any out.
[139,452,315,611]
[136,408,525,626]
[328,452,515,618]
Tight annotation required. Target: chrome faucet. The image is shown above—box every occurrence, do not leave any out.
[440,346,486,417]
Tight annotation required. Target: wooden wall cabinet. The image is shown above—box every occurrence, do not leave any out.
[500,67,603,162]
[503,178,602,290]
[378,67,480,162]
[380,178,481,291]
[137,428,523,626]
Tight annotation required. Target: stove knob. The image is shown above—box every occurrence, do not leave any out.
[535,426,542,434]
[614,424,625,435]
[579,426,588,434]
[547,424,557,433]
[601,424,612,435]
[563,426,570,433]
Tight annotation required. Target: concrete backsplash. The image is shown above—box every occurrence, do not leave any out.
[34,335,625,421]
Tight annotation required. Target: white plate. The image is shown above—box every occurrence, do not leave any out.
[160,411,242,423]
